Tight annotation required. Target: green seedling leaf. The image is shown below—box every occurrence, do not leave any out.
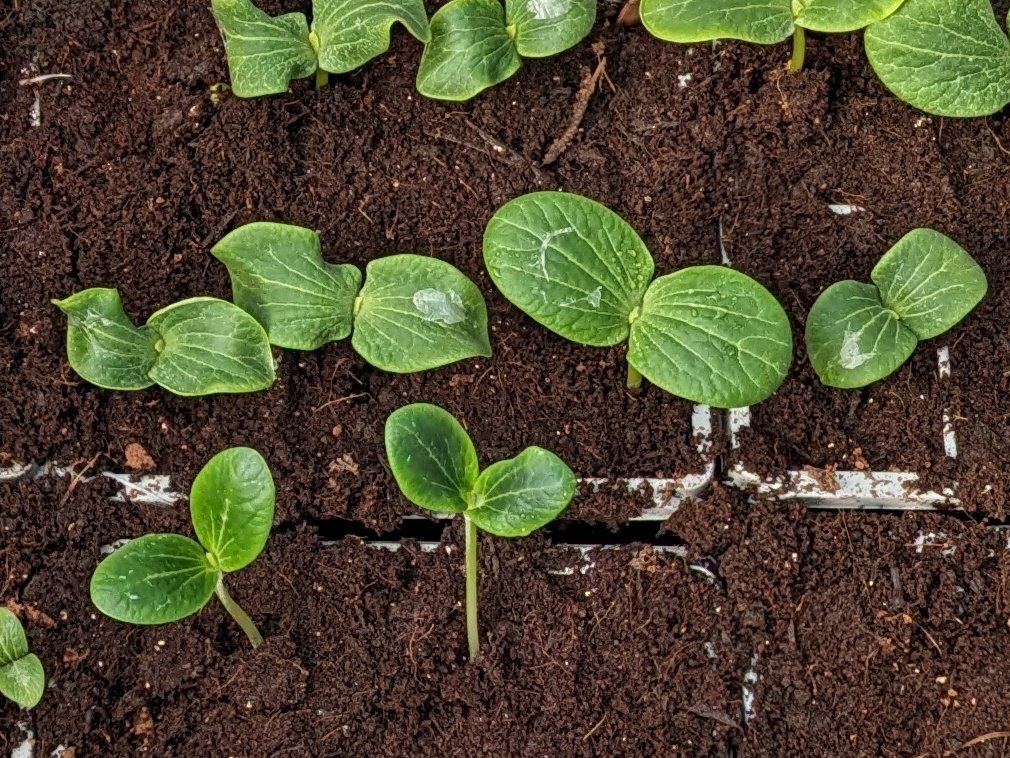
[313,0,430,73]
[871,228,988,340]
[52,288,159,391]
[210,0,318,98]
[146,298,276,396]
[190,447,276,572]
[792,0,906,33]
[483,191,654,347]
[507,0,596,58]
[865,0,1010,117]
[212,222,362,350]
[384,403,479,513]
[352,255,492,372]
[0,609,44,710]
[628,266,793,408]
[469,446,576,537]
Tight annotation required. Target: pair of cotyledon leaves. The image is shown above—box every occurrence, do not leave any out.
[91,447,275,627]
[806,229,987,388]
[0,609,44,710]
[641,0,1010,117]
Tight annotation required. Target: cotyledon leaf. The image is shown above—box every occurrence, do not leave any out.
[791,0,906,33]
[483,191,655,347]
[864,0,1010,117]
[805,280,918,389]
[212,222,362,351]
[210,0,318,98]
[506,0,596,58]
[627,266,793,408]
[871,228,987,340]
[639,0,795,44]
[313,0,430,74]
[0,653,44,710]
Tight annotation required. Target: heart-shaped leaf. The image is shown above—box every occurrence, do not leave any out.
[213,222,362,350]
[628,266,793,407]
[507,0,596,58]
[865,0,1010,117]
[90,534,218,625]
[415,0,522,101]
[871,228,988,340]
[352,255,491,372]
[385,403,479,513]
[484,191,654,347]
[146,298,276,396]
[640,0,794,43]
[0,609,44,710]
[468,446,576,537]
[313,0,430,73]
[792,0,906,33]
[210,0,318,98]
[190,447,276,573]
[52,288,158,390]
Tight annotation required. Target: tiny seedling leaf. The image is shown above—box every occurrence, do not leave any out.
[627,266,793,407]
[507,0,597,58]
[0,609,44,710]
[190,447,276,572]
[352,255,492,372]
[483,191,654,346]
[865,0,1010,117]
[313,0,431,73]
[469,446,576,537]
[210,0,318,98]
[385,403,479,513]
[212,222,362,350]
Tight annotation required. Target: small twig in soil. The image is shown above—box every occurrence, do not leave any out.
[542,44,607,166]
[312,392,368,413]
[617,0,641,26]
[18,73,72,86]
[947,732,1010,755]
[59,452,103,506]
[582,714,607,741]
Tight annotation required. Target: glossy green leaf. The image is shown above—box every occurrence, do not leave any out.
[385,403,479,513]
[871,228,987,340]
[639,0,794,44]
[212,222,362,350]
[190,447,276,573]
[805,280,918,388]
[506,0,596,58]
[352,255,491,372]
[0,609,44,710]
[865,0,1010,117]
[90,534,218,625]
[314,0,430,73]
[415,0,522,101]
[52,288,159,391]
[469,446,576,537]
[210,0,318,98]
[792,0,906,33]
[484,191,654,347]
[146,298,275,396]
[628,266,793,407]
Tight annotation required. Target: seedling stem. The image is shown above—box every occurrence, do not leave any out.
[215,575,264,648]
[464,514,479,661]
[789,27,805,72]
[626,363,643,390]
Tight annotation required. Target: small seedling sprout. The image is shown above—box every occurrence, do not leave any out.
[0,609,45,710]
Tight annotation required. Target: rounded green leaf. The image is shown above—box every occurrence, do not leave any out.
[792,0,906,32]
[90,534,217,625]
[865,0,1010,117]
[212,222,362,351]
[639,0,794,44]
[805,280,918,388]
[385,403,479,514]
[627,266,793,408]
[352,255,491,373]
[210,0,318,98]
[506,0,596,58]
[468,446,575,537]
[0,654,44,710]
[415,0,522,101]
[52,288,158,391]
[871,228,987,341]
[146,298,276,396]
[190,447,275,573]
[484,191,655,347]
[314,0,430,74]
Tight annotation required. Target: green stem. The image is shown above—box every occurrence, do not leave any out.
[789,27,805,72]
[626,362,643,390]
[316,68,328,90]
[215,575,263,648]
[464,514,479,662]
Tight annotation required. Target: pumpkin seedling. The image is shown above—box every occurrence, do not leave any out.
[90,447,275,648]
[483,191,793,408]
[0,608,44,710]
[385,403,576,660]
[416,0,596,100]
[638,0,906,71]
[806,229,987,388]
[53,289,275,396]
[212,222,492,372]
[211,0,430,97]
